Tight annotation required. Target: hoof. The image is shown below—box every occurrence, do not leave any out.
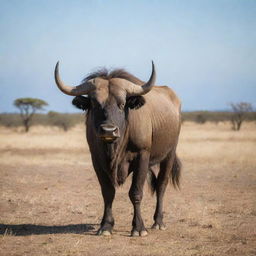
[140,230,148,237]
[151,223,167,230]
[131,230,140,237]
[160,225,167,231]
[151,223,158,229]
[131,230,148,237]
[97,229,112,236]
[102,230,111,236]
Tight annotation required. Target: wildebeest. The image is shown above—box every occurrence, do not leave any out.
[54,61,181,236]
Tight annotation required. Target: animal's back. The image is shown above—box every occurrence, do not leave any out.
[128,85,181,164]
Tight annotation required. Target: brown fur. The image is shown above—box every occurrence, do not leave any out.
[58,65,182,236]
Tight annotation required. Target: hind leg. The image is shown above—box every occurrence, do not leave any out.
[152,152,175,230]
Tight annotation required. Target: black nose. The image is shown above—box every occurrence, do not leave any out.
[99,124,120,141]
[100,124,118,133]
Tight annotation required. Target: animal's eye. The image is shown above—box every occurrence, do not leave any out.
[119,102,125,110]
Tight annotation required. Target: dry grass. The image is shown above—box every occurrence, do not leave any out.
[0,122,256,256]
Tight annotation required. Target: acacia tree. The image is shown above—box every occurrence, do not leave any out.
[14,98,48,132]
[230,102,253,131]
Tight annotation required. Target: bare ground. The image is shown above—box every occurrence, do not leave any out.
[0,123,256,256]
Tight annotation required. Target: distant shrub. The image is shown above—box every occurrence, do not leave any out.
[47,111,83,131]
[229,102,253,131]
[195,114,206,124]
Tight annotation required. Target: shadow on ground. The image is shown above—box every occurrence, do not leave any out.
[0,223,96,236]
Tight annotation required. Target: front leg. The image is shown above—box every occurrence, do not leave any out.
[129,150,150,237]
[94,168,115,236]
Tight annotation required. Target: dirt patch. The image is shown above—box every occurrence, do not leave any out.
[1,123,256,256]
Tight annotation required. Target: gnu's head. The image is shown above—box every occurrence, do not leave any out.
[55,62,156,143]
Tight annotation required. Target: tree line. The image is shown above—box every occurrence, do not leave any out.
[0,98,255,132]
[182,102,255,131]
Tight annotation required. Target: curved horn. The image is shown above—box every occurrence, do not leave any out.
[54,61,93,96]
[126,61,156,96]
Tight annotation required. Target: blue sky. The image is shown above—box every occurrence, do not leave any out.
[1,0,256,112]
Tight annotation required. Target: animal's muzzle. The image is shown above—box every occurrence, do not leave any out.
[99,124,120,142]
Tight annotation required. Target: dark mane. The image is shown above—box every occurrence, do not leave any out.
[82,68,144,85]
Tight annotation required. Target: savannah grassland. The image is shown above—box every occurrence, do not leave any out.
[0,122,255,256]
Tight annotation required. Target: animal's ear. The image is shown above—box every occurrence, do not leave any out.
[72,96,90,111]
[126,96,145,110]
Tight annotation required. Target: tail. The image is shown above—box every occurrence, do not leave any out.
[170,155,182,189]
[147,155,182,194]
